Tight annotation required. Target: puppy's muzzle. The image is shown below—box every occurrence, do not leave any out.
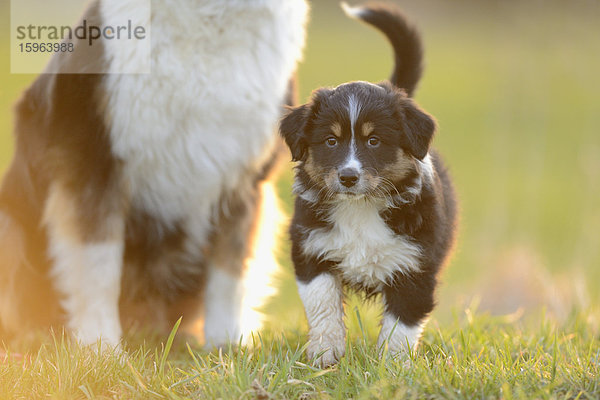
[339,168,359,188]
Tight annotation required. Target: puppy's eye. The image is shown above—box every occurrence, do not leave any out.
[367,136,380,147]
[325,137,338,147]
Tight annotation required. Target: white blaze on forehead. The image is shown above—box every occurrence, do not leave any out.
[347,94,362,135]
[342,147,361,171]
[343,94,362,171]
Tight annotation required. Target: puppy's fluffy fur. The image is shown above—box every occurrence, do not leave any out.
[0,0,308,347]
[280,3,457,367]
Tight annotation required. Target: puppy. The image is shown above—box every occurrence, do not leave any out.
[280,3,457,367]
[0,0,308,347]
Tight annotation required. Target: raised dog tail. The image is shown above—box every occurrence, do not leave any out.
[342,2,424,97]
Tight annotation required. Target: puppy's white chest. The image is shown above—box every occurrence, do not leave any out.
[302,199,422,289]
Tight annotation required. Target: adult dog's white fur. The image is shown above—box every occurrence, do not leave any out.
[0,0,308,347]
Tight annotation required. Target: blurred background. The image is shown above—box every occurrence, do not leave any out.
[1,0,599,335]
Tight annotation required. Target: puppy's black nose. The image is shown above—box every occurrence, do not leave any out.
[339,169,359,187]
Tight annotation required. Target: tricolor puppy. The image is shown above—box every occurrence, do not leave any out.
[0,0,308,347]
[280,3,457,367]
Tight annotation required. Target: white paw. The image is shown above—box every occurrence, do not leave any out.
[69,313,123,351]
[73,329,122,352]
[307,335,346,368]
[377,313,425,356]
[203,321,242,351]
[203,338,238,352]
[377,332,412,354]
[377,338,412,362]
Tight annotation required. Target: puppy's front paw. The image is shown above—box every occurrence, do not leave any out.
[307,335,345,368]
[377,313,425,357]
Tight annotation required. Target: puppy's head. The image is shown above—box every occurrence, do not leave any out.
[280,81,436,200]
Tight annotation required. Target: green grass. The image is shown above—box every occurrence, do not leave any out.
[2,309,598,399]
[1,0,600,398]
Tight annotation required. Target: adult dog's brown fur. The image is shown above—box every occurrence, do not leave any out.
[0,0,308,347]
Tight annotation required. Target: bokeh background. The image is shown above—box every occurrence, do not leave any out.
[1,0,599,335]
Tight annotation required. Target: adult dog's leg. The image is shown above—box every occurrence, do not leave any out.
[202,76,295,347]
[0,208,61,339]
[43,180,127,347]
[0,208,25,338]
[203,177,284,347]
[203,184,260,348]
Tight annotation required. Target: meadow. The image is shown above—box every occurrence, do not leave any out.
[1,0,599,398]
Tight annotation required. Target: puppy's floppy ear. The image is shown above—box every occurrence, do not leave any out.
[280,88,333,162]
[280,104,310,161]
[398,99,436,160]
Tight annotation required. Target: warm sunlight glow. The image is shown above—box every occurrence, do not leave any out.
[239,181,286,344]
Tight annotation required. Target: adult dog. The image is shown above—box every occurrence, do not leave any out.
[0,0,308,347]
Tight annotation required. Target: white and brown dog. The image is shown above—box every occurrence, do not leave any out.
[280,3,457,367]
[0,0,308,348]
